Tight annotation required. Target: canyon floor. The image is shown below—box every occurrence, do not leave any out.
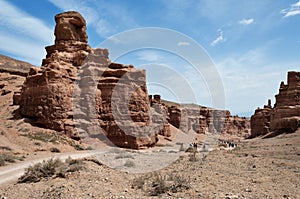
[0,126,299,198]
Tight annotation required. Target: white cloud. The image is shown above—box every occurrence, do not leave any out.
[50,0,113,37]
[177,41,190,46]
[49,0,137,38]
[216,46,299,115]
[0,32,45,65]
[280,0,300,18]
[211,29,226,47]
[0,0,53,44]
[48,0,98,25]
[144,63,202,105]
[49,0,110,37]
[0,0,53,64]
[238,18,254,25]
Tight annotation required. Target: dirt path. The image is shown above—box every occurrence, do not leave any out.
[0,150,104,185]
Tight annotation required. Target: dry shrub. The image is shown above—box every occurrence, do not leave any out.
[18,157,85,183]
[150,174,168,196]
[189,151,198,162]
[132,172,191,196]
[0,153,25,166]
[50,147,61,153]
[0,158,4,166]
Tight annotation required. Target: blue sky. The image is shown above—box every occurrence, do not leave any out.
[0,0,299,116]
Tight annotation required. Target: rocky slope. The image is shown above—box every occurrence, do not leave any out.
[251,71,300,137]
[0,54,33,76]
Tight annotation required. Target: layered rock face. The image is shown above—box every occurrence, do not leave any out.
[250,101,272,137]
[14,11,162,148]
[221,113,250,137]
[250,71,300,137]
[95,63,160,149]
[15,11,92,139]
[270,71,300,132]
[149,95,171,137]
[166,104,249,136]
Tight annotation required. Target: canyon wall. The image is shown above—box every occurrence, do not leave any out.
[250,71,300,137]
[162,101,250,137]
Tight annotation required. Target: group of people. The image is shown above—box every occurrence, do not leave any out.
[188,139,237,151]
[219,139,237,148]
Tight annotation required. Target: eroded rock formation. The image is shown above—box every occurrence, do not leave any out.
[270,71,300,132]
[149,95,171,137]
[250,71,300,137]
[14,11,165,149]
[13,11,251,148]
[250,101,272,137]
[166,103,249,137]
[15,11,93,140]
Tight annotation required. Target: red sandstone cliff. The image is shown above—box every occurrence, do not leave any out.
[250,71,300,137]
[14,11,166,149]
[162,100,250,137]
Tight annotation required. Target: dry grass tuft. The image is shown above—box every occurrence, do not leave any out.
[0,153,25,166]
[132,172,191,196]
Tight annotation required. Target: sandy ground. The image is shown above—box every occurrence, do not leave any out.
[0,129,299,199]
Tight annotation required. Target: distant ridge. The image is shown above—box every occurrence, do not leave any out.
[0,54,35,77]
[161,99,207,109]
